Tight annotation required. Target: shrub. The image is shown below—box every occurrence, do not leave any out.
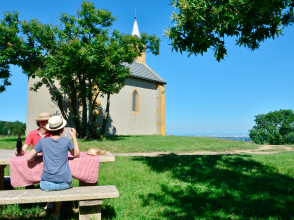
[249,109,294,145]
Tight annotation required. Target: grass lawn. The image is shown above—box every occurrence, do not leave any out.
[2,152,294,219]
[0,135,259,153]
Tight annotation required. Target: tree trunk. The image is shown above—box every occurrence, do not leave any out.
[78,75,88,138]
[69,81,81,138]
[100,93,110,140]
[81,96,87,138]
[88,88,100,139]
[88,101,94,138]
[88,92,96,138]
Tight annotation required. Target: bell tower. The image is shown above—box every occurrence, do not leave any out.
[132,10,146,65]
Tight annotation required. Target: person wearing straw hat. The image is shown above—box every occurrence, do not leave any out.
[27,115,80,220]
[15,112,52,155]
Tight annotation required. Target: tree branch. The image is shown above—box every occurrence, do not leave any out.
[44,77,71,125]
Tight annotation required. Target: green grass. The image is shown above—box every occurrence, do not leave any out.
[0,135,259,153]
[0,136,27,150]
[2,152,294,219]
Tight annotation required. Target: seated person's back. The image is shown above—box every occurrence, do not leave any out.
[27,116,80,220]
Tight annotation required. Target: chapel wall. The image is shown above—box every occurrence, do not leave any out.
[26,76,160,136]
[26,77,65,136]
[96,77,159,135]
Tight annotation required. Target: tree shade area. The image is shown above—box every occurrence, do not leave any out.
[165,0,294,61]
[0,120,26,135]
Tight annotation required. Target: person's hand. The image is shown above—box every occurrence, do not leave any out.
[15,148,25,156]
[69,128,77,138]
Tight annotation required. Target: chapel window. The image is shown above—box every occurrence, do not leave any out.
[132,90,138,112]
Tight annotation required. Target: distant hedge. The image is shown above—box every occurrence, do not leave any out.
[249,109,294,145]
[0,121,26,135]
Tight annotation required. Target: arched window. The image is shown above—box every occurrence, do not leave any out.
[132,90,138,112]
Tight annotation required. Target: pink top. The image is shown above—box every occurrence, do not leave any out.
[9,152,100,187]
[25,129,52,148]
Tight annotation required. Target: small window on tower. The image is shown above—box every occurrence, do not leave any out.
[132,90,138,112]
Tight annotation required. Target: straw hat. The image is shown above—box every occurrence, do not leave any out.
[36,112,51,121]
[46,116,67,131]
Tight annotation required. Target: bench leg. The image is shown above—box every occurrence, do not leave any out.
[0,165,7,211]
[0,165,7,191]
[79,200,102,220]
[4,176,13,190]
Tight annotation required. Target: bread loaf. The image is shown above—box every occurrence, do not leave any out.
[99,150,107,155]
[87,148,101,156]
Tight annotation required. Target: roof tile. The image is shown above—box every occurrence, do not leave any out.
[124,62,166,84]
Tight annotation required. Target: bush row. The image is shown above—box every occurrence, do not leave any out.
[0,121,26,135]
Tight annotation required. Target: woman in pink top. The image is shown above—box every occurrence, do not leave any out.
[14,112,52,190]
[15,112,52,155]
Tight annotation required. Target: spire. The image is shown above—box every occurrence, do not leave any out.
[132,7,140,38]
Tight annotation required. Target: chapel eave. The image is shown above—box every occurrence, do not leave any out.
[124,61,166,85]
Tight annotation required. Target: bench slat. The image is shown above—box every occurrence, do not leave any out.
[0,185,119,205]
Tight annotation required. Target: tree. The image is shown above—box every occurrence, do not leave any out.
[11,120,26,135]
[0,120,25,135]
[0,63,11,93]
[164,0,294,61]
[249,109,294,145]
[0,1,160,138]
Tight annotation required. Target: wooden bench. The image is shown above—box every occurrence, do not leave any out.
[0,185,119,220]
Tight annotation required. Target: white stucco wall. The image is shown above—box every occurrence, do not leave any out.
[26,76,160,136]
[26,77,64,135]
[97,77,159,135]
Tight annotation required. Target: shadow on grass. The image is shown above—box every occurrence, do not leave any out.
[134,154,294,219]
[0,201,79,220]
[104,135,131,141]
[102,204,117,219]
[80,135,131,142]
[1,201,117,220]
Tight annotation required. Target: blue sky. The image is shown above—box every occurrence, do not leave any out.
[1,0,294,136]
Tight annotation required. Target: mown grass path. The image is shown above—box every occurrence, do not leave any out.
[113,144,294,156]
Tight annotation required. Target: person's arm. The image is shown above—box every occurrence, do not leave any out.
[69,128,80,158]
[26,149,38,161]
[22,144,29,152]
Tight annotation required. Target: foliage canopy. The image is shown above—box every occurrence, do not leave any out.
[165,0,294,61]
[249,109,294,145]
